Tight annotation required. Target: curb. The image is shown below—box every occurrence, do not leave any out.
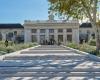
[61,45,100,61]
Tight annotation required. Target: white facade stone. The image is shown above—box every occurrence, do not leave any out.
[37,29,40,43]
[24,29,31,42]
[63,29,67,44]
[54,29,58,44]
[72,28,79,44]
[23,19,79,44]
[45,29,49,41]
[2,32,6,40]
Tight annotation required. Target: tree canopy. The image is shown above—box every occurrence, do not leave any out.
[48,0,99,23]
[48,0,100,50]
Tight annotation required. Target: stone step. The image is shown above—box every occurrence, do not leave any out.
[0,60,86,67]
[4,55,87,60]
[32,45,70,50]
[37,45,64,48]
[1,45,99,79]
[0,64,79,67]
[0,67,100,72]
[21,50,73,54]
[30,48,69,50]
[0,72,100,77]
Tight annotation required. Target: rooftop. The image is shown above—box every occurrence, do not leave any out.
[0,24,24,29]
[24,20,79,24]
[80,23,92,28]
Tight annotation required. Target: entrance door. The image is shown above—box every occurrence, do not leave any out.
[58,35,63,43]
[49,35,54,40]
[40,35,45,44]
[49,35,55,45]
[32,35,37,42]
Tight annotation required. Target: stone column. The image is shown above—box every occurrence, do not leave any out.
[46,29,49,41]
[54,29,58,44]
[72,28,79,44]
[63,29,66,45]
[37,29,40,43]
[2,32,6,40]
[24,29,31,42]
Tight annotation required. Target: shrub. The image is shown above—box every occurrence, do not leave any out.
[5,46,16,53]
[90,50,100,55]
[67,42,97,55]
[0,51,7,55]
[32,42,38,46]
[0,41,5,44]
[79,43,96,53]
[88,39,96,46]
[0,41,38,55]
[0,45,7,52]
[67,42,79,49]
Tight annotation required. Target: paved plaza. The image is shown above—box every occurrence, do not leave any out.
[0,45,100,80]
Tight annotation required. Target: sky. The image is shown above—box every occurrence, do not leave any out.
[0,0,100,24]
[0,0,49,23]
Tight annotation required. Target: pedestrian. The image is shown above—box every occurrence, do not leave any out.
[5,39,8,47]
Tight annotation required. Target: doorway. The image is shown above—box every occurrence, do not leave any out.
[58,35,63,44]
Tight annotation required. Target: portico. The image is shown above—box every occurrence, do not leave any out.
[23,14,79,44]
[24,19,79,45]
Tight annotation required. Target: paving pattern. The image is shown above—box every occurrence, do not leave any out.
[0,45,100,80]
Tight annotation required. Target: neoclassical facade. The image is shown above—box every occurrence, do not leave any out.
[24,16,79,44]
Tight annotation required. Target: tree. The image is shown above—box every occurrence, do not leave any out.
[48,0,100,50]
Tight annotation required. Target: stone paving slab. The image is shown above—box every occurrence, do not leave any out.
[0,45,100,80]
[0,72,100,77]
[4,55,87,60]
[21,50,73,54]
[1,77,100,80]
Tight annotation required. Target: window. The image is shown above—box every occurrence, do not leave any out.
[21,31,24,35]
[58,29,63,33]
[40,29,45,33]
[67,28,72,32]
[58,35,63,42]
[40,35,45,44]
[87,30,90,34]
[31,29,37,33]
[49,35,54,39]
[14,31,17,35]
[49,29,54,33]
[91,33,95,39]
[6,32,13,41]
[32,35,37,42]
[67,34,72,42]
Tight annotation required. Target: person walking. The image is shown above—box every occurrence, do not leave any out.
[5,39,8,47]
